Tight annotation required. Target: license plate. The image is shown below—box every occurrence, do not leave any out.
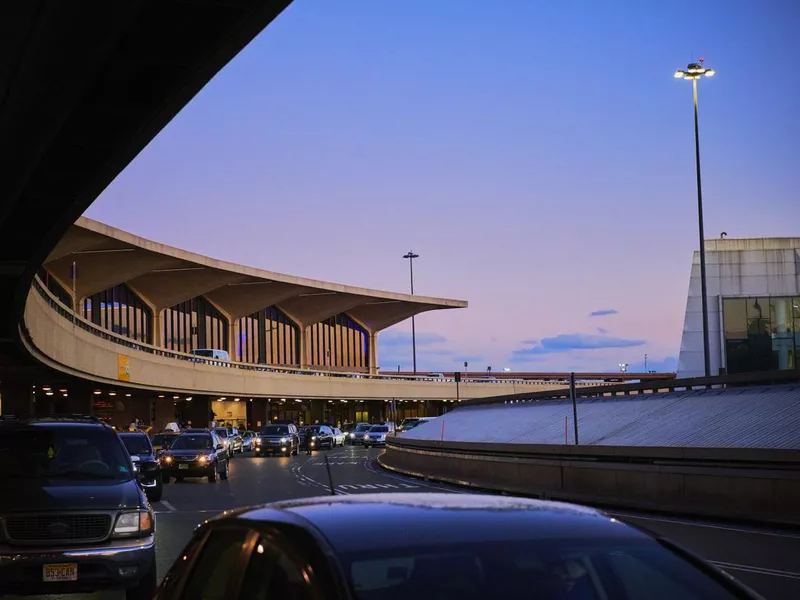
[178,464,189,470]
[43,563,77,582]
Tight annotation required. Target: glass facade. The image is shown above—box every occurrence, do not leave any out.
[723,297,799,374]
[37,267,73,309]
[234,306,299,365]
[82,284,152,344]
[309,313,369,370]
[164,297,228,353]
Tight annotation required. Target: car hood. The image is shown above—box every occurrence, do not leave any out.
[130,452,156,461]
[260,434,291,440]
[0,478,143,514]
[168,449,209,457]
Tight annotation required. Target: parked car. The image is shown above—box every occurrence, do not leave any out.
[0,415,156,599]
[160,431,229,483]
[152,493,762,599]
[397,416,436,433]
[212,428,236,459]
[298,425,334,451]
[363,423,393,447]
[119,431,163,502]
[344,422,373,444]
[331,427,346,447]
[254,424,299,457]
[240,430,255,452]
[150,432,178,453]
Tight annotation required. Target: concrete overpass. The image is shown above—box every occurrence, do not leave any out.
[0,0,292,375]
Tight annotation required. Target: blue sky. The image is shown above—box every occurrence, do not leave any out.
[85,0,798,373]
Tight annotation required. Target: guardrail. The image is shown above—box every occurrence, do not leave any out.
[30,277,605,389]
[380,437,800,527]
[460,367,800,407]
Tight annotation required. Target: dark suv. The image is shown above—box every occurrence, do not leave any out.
[254,423,299,456]
[160,431,229,483]
[119,431,163,502]
[0,415,156,599]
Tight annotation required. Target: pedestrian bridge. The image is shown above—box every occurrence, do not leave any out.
[24,279,604,401]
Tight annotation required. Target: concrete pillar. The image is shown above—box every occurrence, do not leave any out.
[300,326,310,369]
[310,398,325,424]
[154,395,175,430]
[368,332,378,375]
[0,380,34,416]
[152,310,163,347]
[186,395,212,428]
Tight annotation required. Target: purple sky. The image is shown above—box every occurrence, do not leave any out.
[85,0,799,374]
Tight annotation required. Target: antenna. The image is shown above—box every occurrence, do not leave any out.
[324,454,336,496]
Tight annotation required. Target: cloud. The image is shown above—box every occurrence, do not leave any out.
[378,331,446,348]
[596,327,608,334]
[511,333,645,360]
[589,309,618,317]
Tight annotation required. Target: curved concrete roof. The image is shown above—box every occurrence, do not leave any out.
[44,218,467,331]
[0,0,292,366]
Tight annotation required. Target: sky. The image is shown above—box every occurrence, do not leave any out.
[85,0,799,374]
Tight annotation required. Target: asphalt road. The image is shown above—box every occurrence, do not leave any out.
[13,444,800,600]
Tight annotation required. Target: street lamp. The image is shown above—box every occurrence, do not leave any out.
[403,251,419,374]
[674,58,715,378]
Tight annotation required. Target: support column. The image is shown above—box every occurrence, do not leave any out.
[368,331,378,375]
[152,310,163,347]
[154,395,175,430]
[0,380,34,416]
[309,398,325,424]
[300,326,311,369]
[186,395,212,428]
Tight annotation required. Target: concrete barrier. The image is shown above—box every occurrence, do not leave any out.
[380,438,800,527]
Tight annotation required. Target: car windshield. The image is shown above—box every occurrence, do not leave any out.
[151,435,176,447]
[214,429,228,438]
[120,434,151,455]
[344,538,739,600]
[171,435,213,450]
[355,424,372,432]
[370,426,389,433]
[261,426,289,435]
[0,427,132,480]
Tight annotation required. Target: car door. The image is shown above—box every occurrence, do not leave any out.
[211,433,227,471]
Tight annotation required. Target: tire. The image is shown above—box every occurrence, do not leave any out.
[125,557,156,600]
[220,461,229,480]
[147,475,163,502]
[207,467,217,483]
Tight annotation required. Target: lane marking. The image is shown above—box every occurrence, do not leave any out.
[362,455,475,494]
[713,561,800,580]
[159,501,177,512]
[610,512,800,540]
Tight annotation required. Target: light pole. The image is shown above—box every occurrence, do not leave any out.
[403,251,419,374]
[675,59,715,378]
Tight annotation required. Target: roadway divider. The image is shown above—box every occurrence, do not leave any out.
[380,437,800,527]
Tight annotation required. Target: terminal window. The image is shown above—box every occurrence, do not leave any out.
[722,297,799,374]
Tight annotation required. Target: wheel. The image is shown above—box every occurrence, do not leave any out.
[220,461,229,480]
[125,557,156,600]
[146,474,163,502]
[207,467,217,483]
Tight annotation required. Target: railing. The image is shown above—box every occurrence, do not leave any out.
[459,367,800,407]
[381,437,800,526]
[30,277,603,388]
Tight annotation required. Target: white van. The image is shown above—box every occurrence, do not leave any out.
[190,348,230,361]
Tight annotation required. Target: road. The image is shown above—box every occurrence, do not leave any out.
[13,444,800,600]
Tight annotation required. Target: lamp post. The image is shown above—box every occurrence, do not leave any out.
[403,251,419,374]
[674,59,715,378]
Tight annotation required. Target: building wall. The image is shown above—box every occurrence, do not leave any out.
[677,238,800,378]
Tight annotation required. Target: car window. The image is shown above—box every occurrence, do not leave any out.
[261,426,289,435]
[181,529,249,600]
[152,435,176,447]
[342,539,740,600]
[0,427,132,480]
[214,429,229,438]
[171,435,213,450]
[120,434,151,455]
[238,537,314,600]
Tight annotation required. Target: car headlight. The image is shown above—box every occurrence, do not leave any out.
[280,437,288,443]
[311,436,317,440]
[364,434,369,439]
[349,433,355,438]
[197,455,208,464]
[163,455,173,464]
[113,510,154,537]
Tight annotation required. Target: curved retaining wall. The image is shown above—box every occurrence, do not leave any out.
[380,437,800,527]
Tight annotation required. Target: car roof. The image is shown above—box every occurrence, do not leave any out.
[0,416,109,430]
[119,431,148,437]
[236,493,647,554]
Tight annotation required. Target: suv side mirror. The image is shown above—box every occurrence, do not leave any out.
[216,443,225,450]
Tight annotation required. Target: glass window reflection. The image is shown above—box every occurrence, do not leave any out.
[723,296,797,374]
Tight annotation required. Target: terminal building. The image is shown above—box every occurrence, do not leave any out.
[677,237,800,378]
